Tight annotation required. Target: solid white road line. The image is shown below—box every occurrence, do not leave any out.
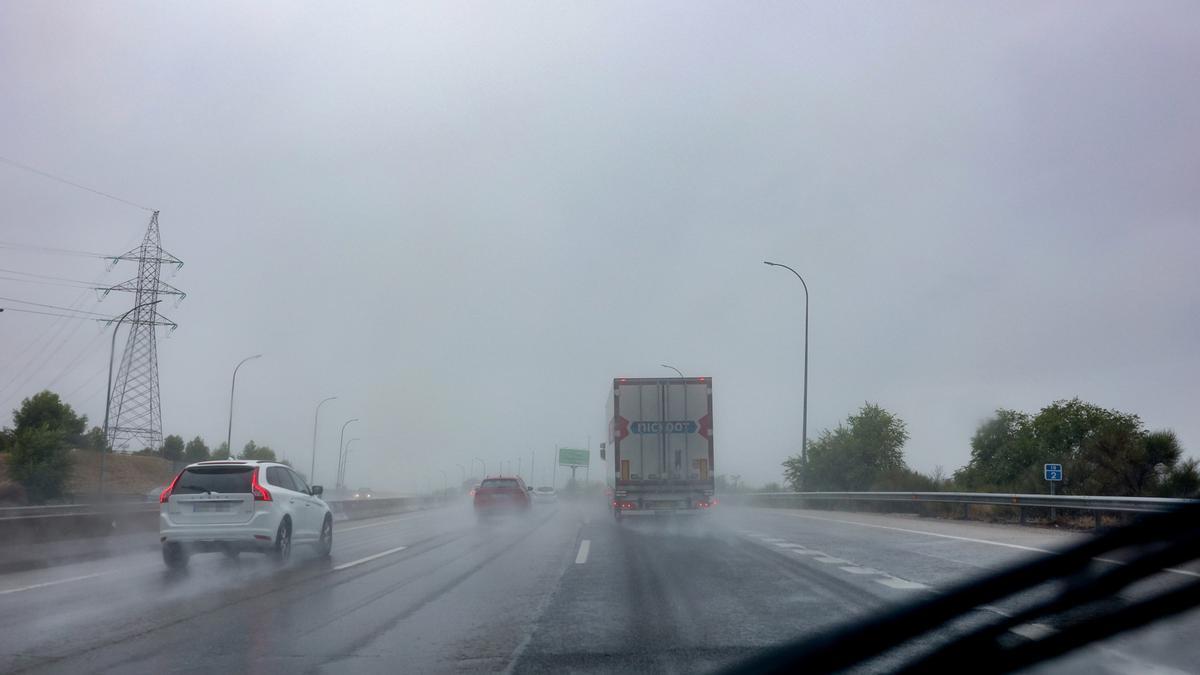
[774,543,809,549]
[0,572,106,596]
[813,556,848,564]
[776,511,1200,579]
[332,546,408,571]
[575,539,591,564]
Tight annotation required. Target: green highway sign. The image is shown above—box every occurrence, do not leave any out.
[558,448,590,467]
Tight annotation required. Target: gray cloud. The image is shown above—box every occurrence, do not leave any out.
[2,1,1197,489]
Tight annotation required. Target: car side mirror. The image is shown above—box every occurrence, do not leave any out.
[310,485,324,496]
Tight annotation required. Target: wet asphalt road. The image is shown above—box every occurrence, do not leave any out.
[1,501,1198,674]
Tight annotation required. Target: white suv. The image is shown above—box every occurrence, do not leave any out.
[159,460,333,568]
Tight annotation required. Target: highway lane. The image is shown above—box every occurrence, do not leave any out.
[2,502,1198,673]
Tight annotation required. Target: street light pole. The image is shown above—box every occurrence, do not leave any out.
[337,419,359,488]
[343,447,356,485]
[100,299,161,497]
[455,463,466,484]
[340,437,361,488]
[764,261,810,474]
[661,364,684,378]
[474,457,486,478]
[310,396,337,484]
[226,354,263,459]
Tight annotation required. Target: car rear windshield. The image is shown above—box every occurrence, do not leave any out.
[173,466,254,494]
[480,479,520,489]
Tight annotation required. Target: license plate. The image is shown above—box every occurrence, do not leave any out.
[194,502,232,513]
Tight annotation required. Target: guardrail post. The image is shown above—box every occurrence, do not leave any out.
[1094,511,1102,530]
[1018,506,1025,525]
[962,503,969,520]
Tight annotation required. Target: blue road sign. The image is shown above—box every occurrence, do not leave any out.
[1044,463,1063,481]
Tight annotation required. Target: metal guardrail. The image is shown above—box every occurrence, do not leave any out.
[0,496,439,522]
[745,491,1198,513]
[739,491,1200,527]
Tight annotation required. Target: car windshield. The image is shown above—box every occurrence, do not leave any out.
[171,467,253,495]
[2,3,1198,674]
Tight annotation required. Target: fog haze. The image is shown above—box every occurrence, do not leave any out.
[2,2,1198,490]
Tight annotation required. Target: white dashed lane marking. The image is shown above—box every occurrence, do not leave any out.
[0,572,107,596]
[333,546,408,571]
[575,539,591,564]
[745,530,929,590]
[1010,623,1056,640]
[875,577,928,590]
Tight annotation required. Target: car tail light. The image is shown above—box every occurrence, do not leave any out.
[159,470,184,503]
[251,467,272,501]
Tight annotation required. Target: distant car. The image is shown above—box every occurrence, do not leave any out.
[158,460,333,569]
[531,486,557,504]
[353,488,374,499]
[473,476,531,518]
[468,483,481,497]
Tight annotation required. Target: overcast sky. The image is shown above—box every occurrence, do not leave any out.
[1,2,1197,490]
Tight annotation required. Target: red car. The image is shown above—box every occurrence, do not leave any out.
[473,476,531,518]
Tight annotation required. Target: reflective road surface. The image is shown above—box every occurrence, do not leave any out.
[2,501,1199,674]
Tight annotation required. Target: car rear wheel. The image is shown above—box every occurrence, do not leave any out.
[162,543,189,569]
[318,515,333,558]
[272,518,292,565]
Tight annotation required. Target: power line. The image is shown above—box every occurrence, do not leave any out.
[0,295,111,317]
[44,326,108,390]
[0,154,154,212]
[0,266,104,285]
[0,275,98,290]
[0,241,110,258]
[0,289,98,398]
[0,306,105,320]
[3,313,92,402]
[63,361,108,401]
